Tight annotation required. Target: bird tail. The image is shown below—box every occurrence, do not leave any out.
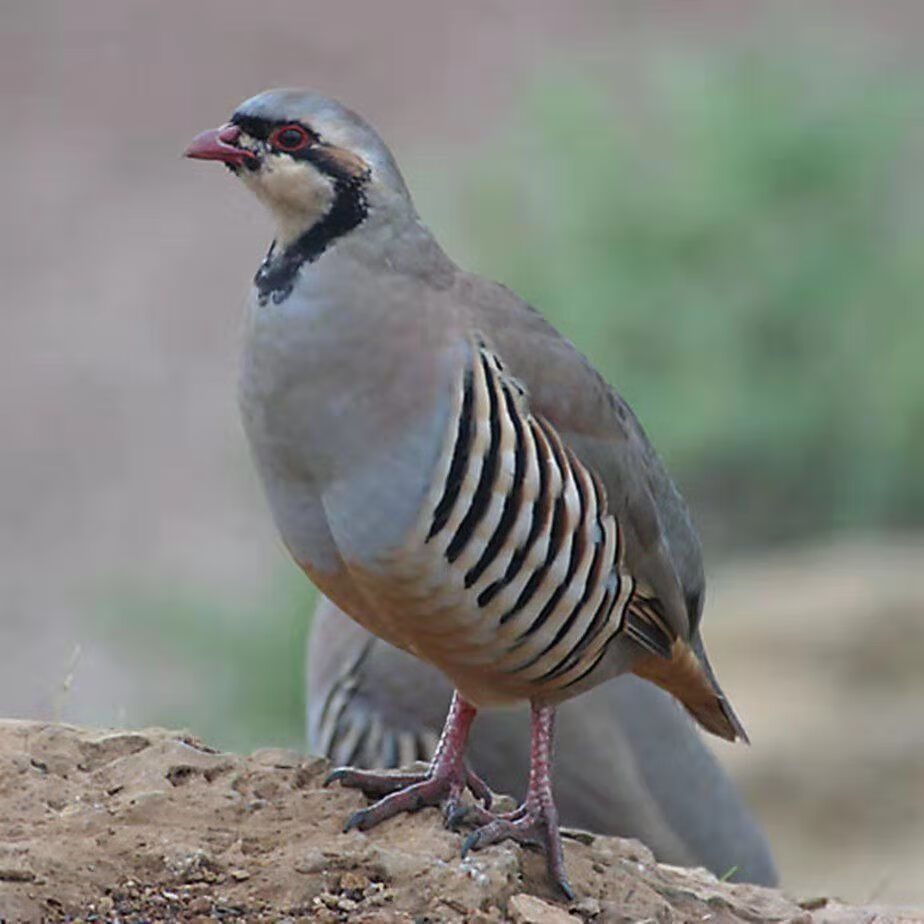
[631,634,749,743]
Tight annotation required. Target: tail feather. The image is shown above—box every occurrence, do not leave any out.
[632,635,748,743]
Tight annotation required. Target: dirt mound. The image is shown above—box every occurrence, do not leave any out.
[0,721,917,923]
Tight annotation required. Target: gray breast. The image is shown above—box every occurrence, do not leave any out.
[238,281,461,573]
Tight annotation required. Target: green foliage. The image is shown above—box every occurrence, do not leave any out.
[97,572,316,751]
[434,56,924,547]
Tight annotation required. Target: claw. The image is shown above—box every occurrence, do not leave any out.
[445,804,469,829]
[460,830,480,860]
[343,808,368,833]
[324,767,349,787]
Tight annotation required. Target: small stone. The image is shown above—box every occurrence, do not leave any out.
[467,913,503,924]
[294,848,328,874]
[339,870,370,896]
[493,792,519,814]
[351,911,404,923]
[561,827,595,846]
[163,846,219,883]
[253,780,279,800]
[508,892,580,924]
[312,909,340,924]
[368,845,420,881]
[188,895,211,914]
[570,896,601,918]
[292,757,327,788]
[230,868,250,881]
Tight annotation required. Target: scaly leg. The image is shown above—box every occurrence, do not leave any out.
[324,691,492,830]
[451,703,572,899]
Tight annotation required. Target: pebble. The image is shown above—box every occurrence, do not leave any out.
[188,895,211,914]
[508,892,581,924]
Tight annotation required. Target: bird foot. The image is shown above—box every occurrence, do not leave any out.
[324,763,492,832]
[452,801,573,900]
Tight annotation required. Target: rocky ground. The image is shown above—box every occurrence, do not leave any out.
[0,722,919,924]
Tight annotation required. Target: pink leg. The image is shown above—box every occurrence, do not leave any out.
[454,703,572,899]
[324,692,492,831]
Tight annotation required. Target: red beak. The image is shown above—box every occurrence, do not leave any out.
[184,123,257,168]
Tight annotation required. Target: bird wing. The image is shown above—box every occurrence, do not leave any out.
[456,277,746,740]
[461,276,701,653]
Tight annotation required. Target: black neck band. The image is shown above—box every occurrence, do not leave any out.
[254,170,368,305]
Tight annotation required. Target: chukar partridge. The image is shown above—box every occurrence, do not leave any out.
[187,89,748,897]
[308,596,778,886]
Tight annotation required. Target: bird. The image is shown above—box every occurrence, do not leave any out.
[308,595,778,886]
[186,89,749,898]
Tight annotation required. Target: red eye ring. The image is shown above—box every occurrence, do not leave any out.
[269,124,311,152]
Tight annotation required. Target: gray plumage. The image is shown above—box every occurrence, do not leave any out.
[220,90,743,736]
[187,88,755,894]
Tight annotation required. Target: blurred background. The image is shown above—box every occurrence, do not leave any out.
[2,0,922,906]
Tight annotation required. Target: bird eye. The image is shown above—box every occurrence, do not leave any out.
[270,124,311,152]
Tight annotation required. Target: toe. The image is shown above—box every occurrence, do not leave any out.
[557,876,575,902]
[464,767,493,809]
[325,767,428,797]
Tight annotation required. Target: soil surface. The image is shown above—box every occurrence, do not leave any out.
[0,722,918,923]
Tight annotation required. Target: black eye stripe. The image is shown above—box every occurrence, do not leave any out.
[230,113,272,140]
[230,113,319,145]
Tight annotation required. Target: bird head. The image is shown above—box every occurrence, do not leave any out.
[185,89,413,249]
